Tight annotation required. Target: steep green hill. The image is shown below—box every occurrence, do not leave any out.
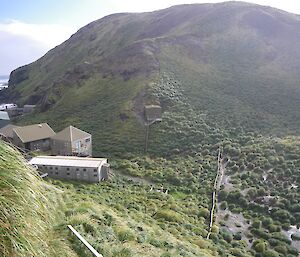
[2,3,300,256]
[2,1,300,155]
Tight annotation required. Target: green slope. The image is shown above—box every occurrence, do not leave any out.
[2,135,300,256]
[2,2,300,256]
[2,2,300,156]
[0,142,75,256]
[0,141,235,257]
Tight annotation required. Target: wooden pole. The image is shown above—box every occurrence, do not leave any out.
[67,225,103,257]
[144,120,156,153]
[144,124,149,153]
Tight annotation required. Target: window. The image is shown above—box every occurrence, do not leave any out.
[75,141,81,150]
[85,138,90,143]
[67,172,70,176]
[94,174,97,177]
[55,167,58,170]
[67,167,70,171]
[50,167,53,170]
[83,168,86,172]
[94,169,97,172]
[55,172,58,175]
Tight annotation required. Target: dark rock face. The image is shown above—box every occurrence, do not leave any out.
[9,66,29,87]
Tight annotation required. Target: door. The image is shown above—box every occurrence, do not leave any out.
[76,169,81,180]
[74,141,81,154]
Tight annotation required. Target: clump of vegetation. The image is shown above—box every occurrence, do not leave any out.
[0,142,74,256]
[154,209,183,223]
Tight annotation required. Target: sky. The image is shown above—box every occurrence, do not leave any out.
[0,0,300,75]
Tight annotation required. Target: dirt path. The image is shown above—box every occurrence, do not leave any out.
[217,160,229,189]
[214,159,252,247]
[112,169,154,186]
[282,226,300,252]
[217,207,251,245]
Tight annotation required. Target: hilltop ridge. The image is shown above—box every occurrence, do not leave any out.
[2,2,300,256]
[2,2,300,157]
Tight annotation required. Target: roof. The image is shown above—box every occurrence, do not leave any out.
[29,156,107,168]
[0,111,10,120]
[51,125,91,142]
[0,124,20,138]
[144,105,162,121]
[13,123,56,143]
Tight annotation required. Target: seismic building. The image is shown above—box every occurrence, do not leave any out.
[29,156,110,183]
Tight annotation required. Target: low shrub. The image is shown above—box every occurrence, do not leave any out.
[115,227,135,242]
[155,209,183,223]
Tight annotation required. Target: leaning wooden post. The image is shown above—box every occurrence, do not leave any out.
[144,124,150,153]
[67,225,103,257]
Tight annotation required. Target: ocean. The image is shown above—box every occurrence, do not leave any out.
[0,75,8,82]
[0,76,9,90]
[0,76,9,86]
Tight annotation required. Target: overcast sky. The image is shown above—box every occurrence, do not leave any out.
[1,0,300,75]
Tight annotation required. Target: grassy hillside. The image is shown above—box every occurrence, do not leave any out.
[0,142,75,256]
[2,135,300,257]
[2,2,300,156]
[0,141,243,257]
[2,2,300,256]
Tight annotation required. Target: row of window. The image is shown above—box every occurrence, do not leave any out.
[41,165,97,172]
[48,170,98,177]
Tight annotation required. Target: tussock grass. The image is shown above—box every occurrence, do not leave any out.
[0,141,75,257]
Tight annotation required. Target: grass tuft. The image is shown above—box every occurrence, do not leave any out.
[0,141,75,257]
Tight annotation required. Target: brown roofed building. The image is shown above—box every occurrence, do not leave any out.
[12,123,55,151]
[51,126,92,157]
[0,124,20,141]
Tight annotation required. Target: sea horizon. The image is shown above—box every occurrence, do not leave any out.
[0,75,9,85]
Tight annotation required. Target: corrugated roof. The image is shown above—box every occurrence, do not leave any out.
[29,156,107,168]
[51,125,91,142]
[0,111,10,120]
[13,123,55,143]
[0,124,20,138]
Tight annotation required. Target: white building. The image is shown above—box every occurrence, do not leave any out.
[29,156,110,183]
[0,103,17,111]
